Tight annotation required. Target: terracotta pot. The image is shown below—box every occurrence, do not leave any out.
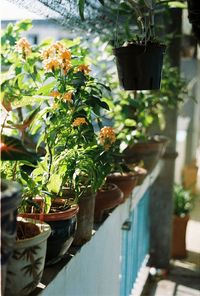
[133,166,147,185]
[5,217,51,296]
[106,172,138,199]
[123,137,169,171]
[1,179,21,296]
[72,191,96,247]
[19,199,79,265]
[94,183,124,223]
[171,215,189,259]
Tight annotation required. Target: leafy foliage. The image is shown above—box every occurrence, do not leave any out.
[1,20,118,208]
[173,184,194,216]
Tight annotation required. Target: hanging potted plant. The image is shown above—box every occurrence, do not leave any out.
[113,0,166,90]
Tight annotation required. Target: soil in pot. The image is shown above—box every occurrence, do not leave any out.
[106,172,138,199]
[5,217,51,296]
[19,198,79,266]
[16,221,41,239]
[113,42,166,90]
[94,183,124,223]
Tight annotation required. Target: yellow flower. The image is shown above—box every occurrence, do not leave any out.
[62,92,73,102]
[72,117,88,127]
[59,49,71,62]
[75,64,91,75]
[43,58,61,72]
[49,90,61,97]
[15,37,32,57]
[99,126,116,150]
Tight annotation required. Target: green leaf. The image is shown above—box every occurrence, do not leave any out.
[23,107,40,127]
[11,96,44,109]
[47,174,62,194]
[124,118,137,127]
[36,81,57,95]
[98,0,104,5]
[15,19,33,32]
[166,1,187,9]
[78,0,85,21]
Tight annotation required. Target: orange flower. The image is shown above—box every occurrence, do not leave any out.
[99,126,116,150]
[72,117,88,127]
[40,47,55,60]
[62,60,72,75]
[49,90,61,97]
[52,41,64,52]
[62,92,73,102]
[15,37,31,57]
[59,49,71,62]
[75,64,91,75]
[43,58,61,72]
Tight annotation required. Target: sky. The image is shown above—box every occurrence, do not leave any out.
[0,0,43,20]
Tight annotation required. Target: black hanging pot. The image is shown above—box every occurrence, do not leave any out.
[187,0,200,44]
[113,42,166,90]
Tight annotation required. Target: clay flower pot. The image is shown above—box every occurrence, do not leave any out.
[125,165,148,186]
[19,198,79,265]
[171,215,190,259]
[5,217,51,296]
[123,137,169,171]
[94,183,124,223]
[106,172,138,199]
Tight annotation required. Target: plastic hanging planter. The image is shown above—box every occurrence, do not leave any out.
[113,42,166,90]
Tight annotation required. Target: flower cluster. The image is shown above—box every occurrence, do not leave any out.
[15,37,32,58]
[72,117,88,127]
[99,127,116,150]
[41,41,72,75]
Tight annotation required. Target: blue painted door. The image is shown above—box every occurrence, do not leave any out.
[120,191,150,296]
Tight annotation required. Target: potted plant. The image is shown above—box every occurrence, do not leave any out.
[1,179,21,295]
[109,90,169,171]
[94,183,124,223]
[1,20,117,248]
[171,184,195,259]
[0,136,51,295]
[5,217,51,296]
[107,58,189,171]
[113,0,166,90]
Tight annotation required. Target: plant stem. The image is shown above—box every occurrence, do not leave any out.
[13,161,18,181]
[46,132,53,183]
[0,112,8,136]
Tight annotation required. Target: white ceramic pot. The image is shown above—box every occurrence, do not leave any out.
[5,217,51,296]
